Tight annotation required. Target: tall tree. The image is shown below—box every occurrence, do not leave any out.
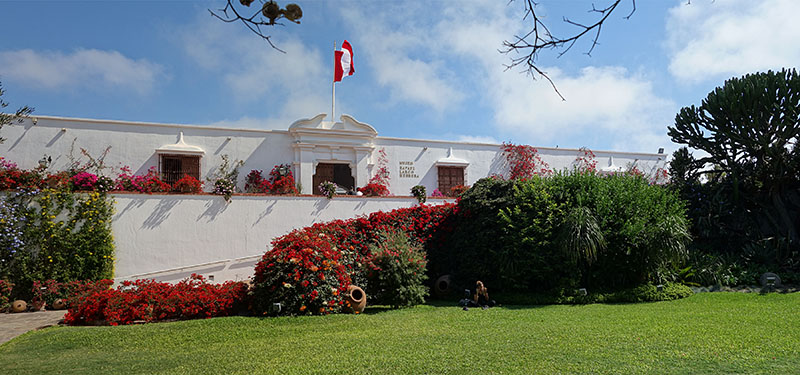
[668,69,800,252]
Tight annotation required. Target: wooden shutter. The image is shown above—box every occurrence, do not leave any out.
[313,164,335,195]
[438,166,464,196]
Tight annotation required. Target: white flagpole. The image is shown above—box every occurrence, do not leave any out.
[331,40,336,123]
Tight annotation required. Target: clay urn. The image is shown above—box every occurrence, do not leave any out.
[434,275,452,297]
[52,298,67,310]
[11,300,27,313]
[345,285,366,314]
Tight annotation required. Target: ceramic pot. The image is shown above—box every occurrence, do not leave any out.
[52,298,67,310]
[434,275,452,297]
[11,300,27,313]
[345,285,366,314]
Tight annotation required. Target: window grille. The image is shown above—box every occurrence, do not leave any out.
[159,155,201,185]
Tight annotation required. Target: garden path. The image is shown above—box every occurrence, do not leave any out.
[0,310,65,345]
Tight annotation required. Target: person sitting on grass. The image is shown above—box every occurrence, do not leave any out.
[462,280,496,310]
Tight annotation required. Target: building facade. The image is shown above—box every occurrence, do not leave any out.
[2,113,667,195]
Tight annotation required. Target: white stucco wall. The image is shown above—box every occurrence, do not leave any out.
[1,115,668,198]
[111,193,452,283]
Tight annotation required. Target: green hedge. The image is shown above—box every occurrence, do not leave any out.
[437,172,690,294]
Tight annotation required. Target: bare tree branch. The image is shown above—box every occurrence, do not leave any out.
[208,0,303,53]
[502,0,636,100]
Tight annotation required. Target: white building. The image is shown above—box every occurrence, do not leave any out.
[2,114,666,195]
[1,114,667,282]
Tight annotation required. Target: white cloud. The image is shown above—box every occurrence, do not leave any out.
[340,4,465,113]
[454,135,500,144]
[667,0,800,83]
[180,16,329,126]
[435,1,676,152]
[0,49,164,94]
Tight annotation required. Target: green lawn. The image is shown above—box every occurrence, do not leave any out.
[1,293,798,374]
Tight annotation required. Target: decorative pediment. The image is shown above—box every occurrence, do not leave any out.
[156,132,205,156]
[289,114,377,149]
[289,114,377,136]
[600,156,623,173]
[435,147,469,167]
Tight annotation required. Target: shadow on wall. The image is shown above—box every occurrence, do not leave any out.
[8,119,35,151]
[114,197,146,221]
[253,200,277,226]
[313,197,329,217]
[142,198,180,229]
[198,196,229,222]
[489,151,506,177]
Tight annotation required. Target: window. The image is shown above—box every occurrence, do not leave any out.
[159,155,200,185]
[438,166,464,196]
[312,163,354,195]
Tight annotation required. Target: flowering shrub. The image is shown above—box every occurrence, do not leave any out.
[208,155,244,202]
[318,181,337,199]
[0,280,12,312]
[574,147,598,173]
[1,190,115,301]
[449,185,469,197]
[411,185,426,204]
[115,166,170,193]
[172,174,203,193]
[32,279,66,307]
[501,142,552,179]
[0,157,41,190]
[0,199,25,267]
[252,232,351,316]
[267,164,298,194]
[252,203,457,315]
[244,165,298,195]
[358,148,390,196]
[71,171,98,191]
[358,182,389,197]
[64,275,248,326]
[366,229,428,308]
[44,172,71,190]
[245,169,269,193]
[431,188,445,198]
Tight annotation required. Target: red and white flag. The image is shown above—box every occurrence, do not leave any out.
[334,40,354,82]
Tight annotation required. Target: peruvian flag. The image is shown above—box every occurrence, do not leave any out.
[334,40,354,82]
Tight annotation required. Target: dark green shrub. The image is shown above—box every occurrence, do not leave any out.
[442,177,517,290]
[449,171,691,293]
[366,229,429,308]
[497,176,573,292]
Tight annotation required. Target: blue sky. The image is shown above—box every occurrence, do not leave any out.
[1,0,797,153]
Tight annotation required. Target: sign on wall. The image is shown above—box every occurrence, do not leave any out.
[399,161,419,178]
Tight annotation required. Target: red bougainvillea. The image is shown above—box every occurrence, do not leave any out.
[172,174,203,193]
[575,147,598,173]
[252,203,457,316]
[501,142,552,180]
[245,165,298,195]
[359,148,390,196]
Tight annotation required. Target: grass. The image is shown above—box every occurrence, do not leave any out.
[1,293,798,374]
